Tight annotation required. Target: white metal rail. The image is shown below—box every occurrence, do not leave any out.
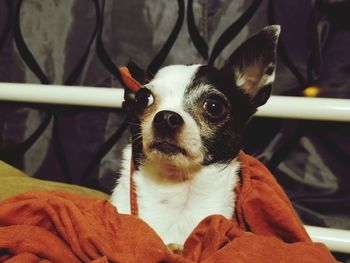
[305,225,350,254]
[1,82,350,253]
[0,82,350,122]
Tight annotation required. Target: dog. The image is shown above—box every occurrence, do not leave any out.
[111,25,280,250]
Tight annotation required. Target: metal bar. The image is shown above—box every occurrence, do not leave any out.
[259,95,350,122]
[305,225,350,254]
[0,83,350,121]
[0,83,124,108]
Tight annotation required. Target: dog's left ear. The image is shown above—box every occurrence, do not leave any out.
[127,60,151,86]
[222,25,280,107]
[122,60,154,113]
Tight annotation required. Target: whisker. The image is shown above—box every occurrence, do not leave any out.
[202,141,215,154]
[131,134,143,143]
[127,121,142,127]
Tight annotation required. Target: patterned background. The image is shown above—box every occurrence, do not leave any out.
[1,1,350,258]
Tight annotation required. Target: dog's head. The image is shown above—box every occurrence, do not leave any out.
[124,26,280,179]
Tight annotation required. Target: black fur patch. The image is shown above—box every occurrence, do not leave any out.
[184,65,257,165]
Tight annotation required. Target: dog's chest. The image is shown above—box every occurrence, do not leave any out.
[125,162,239,245]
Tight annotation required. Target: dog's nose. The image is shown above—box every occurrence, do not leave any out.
[153,110,184,132]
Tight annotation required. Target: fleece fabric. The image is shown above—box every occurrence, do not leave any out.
[0,152,337,262]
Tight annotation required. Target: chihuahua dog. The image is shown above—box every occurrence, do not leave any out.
[111,25,280,248]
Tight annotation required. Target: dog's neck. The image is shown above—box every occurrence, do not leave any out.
[111,145,240,244]
[139,158,203,183]
[126,146,240,244]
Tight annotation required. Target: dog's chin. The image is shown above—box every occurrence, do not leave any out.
[143,142,201,181]
[142,139,204,181]
[144,141,199,168]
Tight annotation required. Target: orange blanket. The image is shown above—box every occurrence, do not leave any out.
[0,152,337,262]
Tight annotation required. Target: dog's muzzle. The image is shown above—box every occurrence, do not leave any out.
[150,110,186,155]
[153,110,184,136]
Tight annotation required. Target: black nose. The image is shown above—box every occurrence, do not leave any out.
[153,110,184,132]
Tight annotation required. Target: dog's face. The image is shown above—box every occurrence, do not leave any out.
[125,26,280,178]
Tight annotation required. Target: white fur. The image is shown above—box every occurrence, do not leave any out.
[142,65,205,171]
[110,64,240,245]
[148,64,201,112]
[110,145,240,245]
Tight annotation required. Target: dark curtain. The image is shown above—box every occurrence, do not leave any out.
[0,0,349,259]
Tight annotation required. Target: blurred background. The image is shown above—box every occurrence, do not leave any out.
[0,0,350,259]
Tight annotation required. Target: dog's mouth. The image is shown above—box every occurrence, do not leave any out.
[149,141,187,156]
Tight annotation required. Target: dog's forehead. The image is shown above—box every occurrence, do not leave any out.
[148,64,230,106]
[149,64,201,97]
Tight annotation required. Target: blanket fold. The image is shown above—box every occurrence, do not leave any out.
[0,153,337,262]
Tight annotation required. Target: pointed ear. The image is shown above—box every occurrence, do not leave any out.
[127,60,152,86]
[222,25,280,107]
[120,61,148,107]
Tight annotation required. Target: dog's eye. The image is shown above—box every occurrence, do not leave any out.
[203,96,227,120]
[135,88,154,108]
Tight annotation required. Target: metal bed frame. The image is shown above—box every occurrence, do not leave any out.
[0,82,350,253]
